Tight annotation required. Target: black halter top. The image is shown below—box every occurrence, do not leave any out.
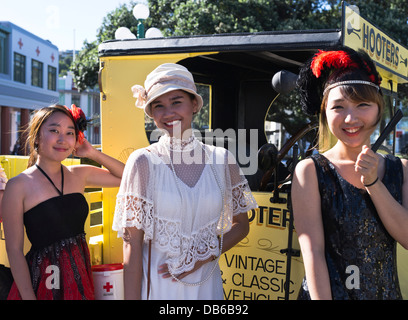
[24,165,89,251]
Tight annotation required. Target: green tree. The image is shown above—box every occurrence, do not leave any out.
[70,40,99,91]
[148,0,343,35]
[59,54,73,77]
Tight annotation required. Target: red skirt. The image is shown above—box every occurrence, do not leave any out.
[8,233,94,300]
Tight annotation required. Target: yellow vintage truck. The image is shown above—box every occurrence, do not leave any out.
[0,2,407,300]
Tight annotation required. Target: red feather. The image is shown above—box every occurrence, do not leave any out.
[67,104,87,144]
[70,104,85,122]
[311,50,359,78]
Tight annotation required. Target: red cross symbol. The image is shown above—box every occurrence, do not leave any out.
[35,46,40,56]
[18,38,23,49]
[103,282,113,292]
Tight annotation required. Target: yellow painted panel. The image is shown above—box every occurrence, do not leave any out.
[398,244,408,299]
[343,2,408,85]
[220,192,304,300]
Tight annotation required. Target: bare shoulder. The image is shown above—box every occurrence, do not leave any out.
[292,157,319,195]
[293,157,317,179]
[292,157,322,224]
[2,168,36,208]
[6,167,35,190]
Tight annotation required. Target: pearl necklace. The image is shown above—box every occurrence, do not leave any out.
[165,137,225,287]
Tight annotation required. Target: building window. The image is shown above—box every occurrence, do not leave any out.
[0,30,7,74]
[48,65,57,91]
[31,59,43,87]
[14,53,26,83]
[72,94,81,107]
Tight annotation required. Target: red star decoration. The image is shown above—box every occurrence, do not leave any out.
[18,38,23,49]
[51,53,55,62]
[35,46,40,56]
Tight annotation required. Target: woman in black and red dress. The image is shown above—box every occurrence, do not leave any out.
[3,104,124,300]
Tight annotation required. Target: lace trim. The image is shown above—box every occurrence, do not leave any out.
[0,166,7,190]
[113,181,257,274]
[158,134,198,152]
[232,180,257,215]
[156,217,220,275]
[113,193,154,240]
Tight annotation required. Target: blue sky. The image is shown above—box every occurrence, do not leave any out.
[0,0,147,51]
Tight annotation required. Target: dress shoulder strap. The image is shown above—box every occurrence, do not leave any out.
[309,153,332,174]
[35,164,64,196]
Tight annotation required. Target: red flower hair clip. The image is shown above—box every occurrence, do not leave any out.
[66,104,87,144]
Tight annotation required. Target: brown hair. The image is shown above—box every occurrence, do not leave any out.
[25,104,77,167]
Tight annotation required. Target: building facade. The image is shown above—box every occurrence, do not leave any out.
[0,21,59,154]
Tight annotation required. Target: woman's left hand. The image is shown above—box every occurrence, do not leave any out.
[355,145,379,187]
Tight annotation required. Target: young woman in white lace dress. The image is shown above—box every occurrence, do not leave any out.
[112,63,257,300]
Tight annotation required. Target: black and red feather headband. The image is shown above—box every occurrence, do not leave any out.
[311,50,359,78]
[297,46,382,115]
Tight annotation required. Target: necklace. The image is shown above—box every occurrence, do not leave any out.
[161,134,198,152]
[165,139,225,287]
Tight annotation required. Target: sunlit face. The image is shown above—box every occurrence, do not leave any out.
[37,111,76,162]
[325,86,379,149]
[150,90,198,138]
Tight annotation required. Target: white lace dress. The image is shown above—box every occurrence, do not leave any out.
[113,134,257,300]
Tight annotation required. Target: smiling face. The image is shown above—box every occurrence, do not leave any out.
[37,111,77,162]
[325,86,380,149]
[150,89,199,138]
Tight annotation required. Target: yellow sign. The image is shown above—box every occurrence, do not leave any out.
[219,193,304,300]
[342,2,408,85]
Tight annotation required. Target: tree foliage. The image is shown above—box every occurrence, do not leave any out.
[146,0,342,35]
[70,41,99,91]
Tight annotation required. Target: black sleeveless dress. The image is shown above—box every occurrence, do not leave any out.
[297,153,403,300]
[8,166,94,300]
